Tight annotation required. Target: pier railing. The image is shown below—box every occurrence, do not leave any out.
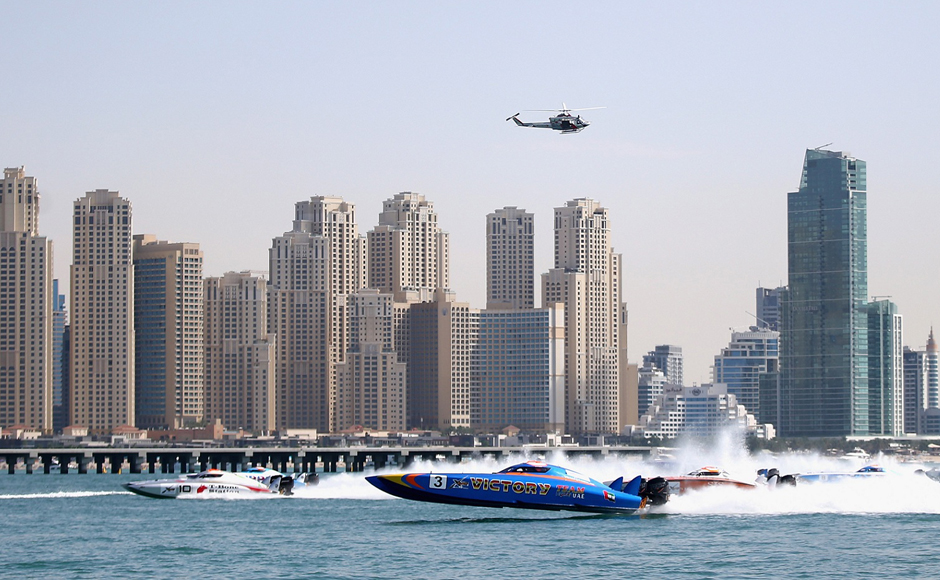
[0,445,653,475]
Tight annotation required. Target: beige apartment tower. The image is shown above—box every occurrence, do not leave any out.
[205,272,276,433]
[368,192,450,303]
[70,189,134,433]
[133,235,204,429]
[409,288,475,430]
[0,167,53,431]
[542,198,626,434]
[486,206,534,310]
[336,289,407,431]
[269,196,366,431]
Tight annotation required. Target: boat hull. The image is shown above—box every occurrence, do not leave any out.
[367,471,643,514]
[664,476,756,495]
[123,469,288,498]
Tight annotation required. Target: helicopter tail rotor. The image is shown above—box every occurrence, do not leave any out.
[506,113,521,122]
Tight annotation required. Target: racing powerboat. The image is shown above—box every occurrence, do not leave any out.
[663,466,757,494]
[776,464,890,485]
[366,460,662,514]
[123,468,310,498]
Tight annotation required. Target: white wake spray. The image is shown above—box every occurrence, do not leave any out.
[292,433,940,514]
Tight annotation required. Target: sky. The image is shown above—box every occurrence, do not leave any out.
[2,1,939,382]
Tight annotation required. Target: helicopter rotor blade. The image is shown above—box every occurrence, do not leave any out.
[567,106,606,111]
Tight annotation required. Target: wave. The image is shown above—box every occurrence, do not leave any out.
[0,491,132,500]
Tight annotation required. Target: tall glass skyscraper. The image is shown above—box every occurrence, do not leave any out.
[779,149,869,436]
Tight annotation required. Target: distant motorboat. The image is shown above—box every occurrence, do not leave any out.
[757,464,890,485]
[838,448,872,462]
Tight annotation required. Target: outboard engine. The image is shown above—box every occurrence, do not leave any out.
[758,468,797,487]
[777,474,797,486]
[639,476,670,506]
[279,476,295,496]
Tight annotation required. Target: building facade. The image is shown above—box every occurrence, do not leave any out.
[471,304,565,432]
[0,167,53,431]
[204,272,276,433]
[637,363,666,419]
[268,196,366,431]
[903,330,939,435]
[486,207,534,310]
[368,192,449,303]
[643,345,684,387]
[336,289,407,432]
[70,189,134,433]
[542,198,625,434]
[133,235,204,429]
[779,149,869,437]
[52,279,68,432]
[867,300,903,436]
[756,286,783,331]
[712,329,779,420]
[637,383,768,439]
[409,288,475,431]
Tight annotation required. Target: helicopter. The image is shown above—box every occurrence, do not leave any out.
[506,104,605,134]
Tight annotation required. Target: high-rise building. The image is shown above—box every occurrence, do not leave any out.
[472,304,565,432]
[619,304,639,427]
[70,189,134,433]
[0,167,53,431]
[903,331,940,435]
[779,149,869,437]
[712,329,779,418]
[643,345,684,387]
[268,196,365,431]
[368,192,449,303]
[204,272,276,433]
[637,363,666,418]
[867,300,903,436]
[756,286,783,331]
[133,235,204,429]
[409,288,475,430]
[336,289,407,432]
[542,198,625,434]
[486,207,534,310]
[52,279,68,432]
[928,329,939,410]
[902,346,927,434]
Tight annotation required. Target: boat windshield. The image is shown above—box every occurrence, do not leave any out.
[498,465,550,474]
[187,472,224,479]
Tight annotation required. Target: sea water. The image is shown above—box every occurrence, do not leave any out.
[3,444,940,580]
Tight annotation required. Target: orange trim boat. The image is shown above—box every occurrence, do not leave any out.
[664,466,757,495]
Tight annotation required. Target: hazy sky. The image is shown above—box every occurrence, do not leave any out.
[3,1,939,381]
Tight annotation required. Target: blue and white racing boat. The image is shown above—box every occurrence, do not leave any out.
[792,464,889,484]
[366,460,667,514]
[757,464,890,486]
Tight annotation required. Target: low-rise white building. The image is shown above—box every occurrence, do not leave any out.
[634,383,774,439]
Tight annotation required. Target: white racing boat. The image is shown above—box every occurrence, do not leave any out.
[123,467,313,498]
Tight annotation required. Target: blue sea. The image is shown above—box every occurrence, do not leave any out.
[4,444,939,580]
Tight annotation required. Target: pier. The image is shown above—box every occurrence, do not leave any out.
[0,445,653,475]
